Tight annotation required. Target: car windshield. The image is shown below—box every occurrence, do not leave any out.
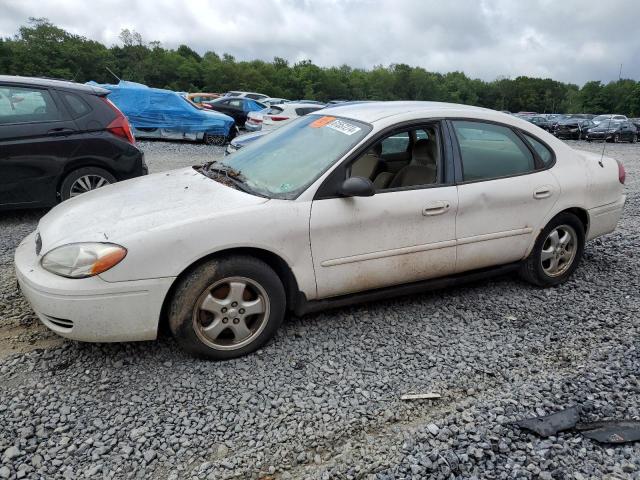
[182,97,202,110]
[594,115,614,122]
[216,114,371,199]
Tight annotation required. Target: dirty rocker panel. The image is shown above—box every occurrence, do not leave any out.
[293,261,521,316]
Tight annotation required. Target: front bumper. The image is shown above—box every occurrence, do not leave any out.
[15,232,174,342]
[585,132,614,141]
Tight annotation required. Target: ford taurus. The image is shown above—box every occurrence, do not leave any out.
[15,102,626,359]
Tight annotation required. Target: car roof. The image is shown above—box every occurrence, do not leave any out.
[0,75,110,95]
[319,101,498,124]
[277,102,324,109]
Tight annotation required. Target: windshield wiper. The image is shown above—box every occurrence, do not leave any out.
[201,161,266,197]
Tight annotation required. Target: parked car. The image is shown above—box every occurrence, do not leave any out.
[592,114,628,125]
[245,102,325,132]
[260,97,290,106]
[0,75,146,210]
[553,118,594,139]
[223,91,269,101]
[225,130,270,155]
[187,92,221,109]
[93,81,236,145]
[527,115,553,131]
[291,100,326,106]
[585,120,637,143]
[204,97,267,128]
[16,102,626,359]
[630,118,640,130]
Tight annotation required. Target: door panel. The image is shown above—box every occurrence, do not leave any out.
[455,170,560,272]
[0,86,78,207]
[309,187,458,298]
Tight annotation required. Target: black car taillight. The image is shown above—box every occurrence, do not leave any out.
[101,97,136,145]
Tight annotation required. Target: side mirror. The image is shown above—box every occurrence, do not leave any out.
[340,176,375,197]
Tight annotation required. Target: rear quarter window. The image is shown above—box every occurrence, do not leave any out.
[522,133,554,167]
[62,92,91,118]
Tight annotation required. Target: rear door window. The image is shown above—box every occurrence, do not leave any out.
[452,121,536,181]
[0,86,62,124]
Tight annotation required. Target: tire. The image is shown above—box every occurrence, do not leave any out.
[203,133,226,146]
[59,167,116,201]
[519,212,585,287]
[632,134,637,144]
[613,134,620,143]
[168,256,286,359]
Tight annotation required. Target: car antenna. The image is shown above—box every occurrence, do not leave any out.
[598,114,614,168]
[105,67,121,83]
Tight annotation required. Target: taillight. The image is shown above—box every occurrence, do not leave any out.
[267,116,289,122]
[101,97,135,145]
[248,117,263,124]
[617,160,626,184]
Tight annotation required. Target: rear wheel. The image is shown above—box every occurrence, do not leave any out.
[520,213,585,287]
[613,134,620,143]
[203,133,226,146]
[632,134,637,143]
[60,167,116,201]
[168,256,286,359]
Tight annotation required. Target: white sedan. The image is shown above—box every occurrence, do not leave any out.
[15,102,626,359]
[244,102,325,131]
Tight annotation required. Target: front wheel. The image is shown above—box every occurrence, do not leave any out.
[520,213,585,287]
[632,134,637,144]
[168,256,286,359]
[613,134,620,143]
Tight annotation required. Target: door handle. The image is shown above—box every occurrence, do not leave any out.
[533,186,553,199]
[47,127,75,135]
[422,201,450,216]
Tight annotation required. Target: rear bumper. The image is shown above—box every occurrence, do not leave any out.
[244,122,262,132]
[587,195,626,241]
[15,231,174,342]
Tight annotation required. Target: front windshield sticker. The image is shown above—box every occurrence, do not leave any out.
[310,116,336,128]
[326,119,362,136]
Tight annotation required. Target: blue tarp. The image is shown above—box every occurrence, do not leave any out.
[87,81,234,136]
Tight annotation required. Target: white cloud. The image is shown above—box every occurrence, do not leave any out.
[1,0,638,84]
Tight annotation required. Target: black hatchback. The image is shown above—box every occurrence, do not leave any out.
[0,76,146,210]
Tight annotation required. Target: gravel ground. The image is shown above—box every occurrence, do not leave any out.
[0,140,638,479]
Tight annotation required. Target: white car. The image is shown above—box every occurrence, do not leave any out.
[260,97,290,106]
[15,102,626,359]
[245,102,325,131]
[593,114,628,125]
[223,91,269,101]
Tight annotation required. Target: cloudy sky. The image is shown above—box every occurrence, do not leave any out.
[2,0,638,85]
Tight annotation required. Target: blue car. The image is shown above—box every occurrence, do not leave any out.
[90,81,236,144]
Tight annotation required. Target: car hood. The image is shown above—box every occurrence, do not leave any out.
[37,167,269,253]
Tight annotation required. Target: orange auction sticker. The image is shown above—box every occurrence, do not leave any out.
[310,116,336,128]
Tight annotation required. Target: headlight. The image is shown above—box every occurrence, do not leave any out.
[41,243,127,278]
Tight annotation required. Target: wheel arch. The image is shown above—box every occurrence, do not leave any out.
[526,206,590,258]
[56,160,120,196]
[157,247,301,336]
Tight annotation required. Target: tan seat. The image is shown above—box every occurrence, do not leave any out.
[350,143,382,180]
[388,138,437,188]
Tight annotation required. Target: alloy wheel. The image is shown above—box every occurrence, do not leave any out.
[540,225,578,277]
[192,276,270,351]
[69,175,110,197]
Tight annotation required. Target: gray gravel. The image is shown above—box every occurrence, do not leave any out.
[0,140,639,479]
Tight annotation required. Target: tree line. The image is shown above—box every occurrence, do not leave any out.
[2,18,640,116]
